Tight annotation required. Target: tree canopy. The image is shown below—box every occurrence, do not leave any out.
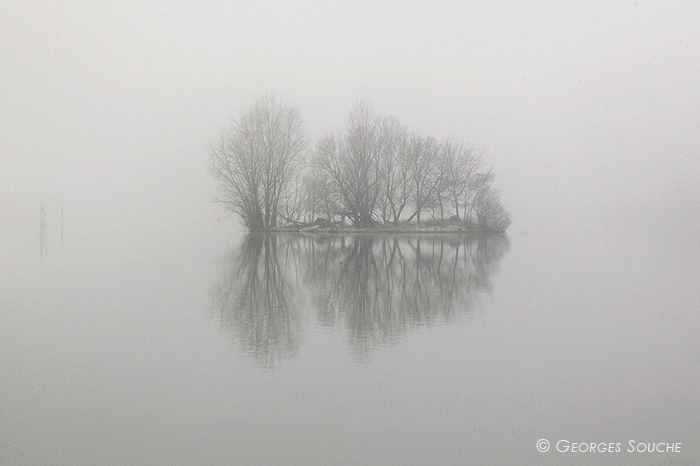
[211,98,510,232]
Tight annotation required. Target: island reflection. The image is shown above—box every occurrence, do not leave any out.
[212,233,509,366]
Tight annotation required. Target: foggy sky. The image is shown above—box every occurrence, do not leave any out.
[2,1,699,246]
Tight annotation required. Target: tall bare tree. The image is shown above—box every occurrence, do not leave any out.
[405,134,443,223]
[377,116,411,224]
[441,140,482,220]
[315,100,382,226]
[210,96,307,230]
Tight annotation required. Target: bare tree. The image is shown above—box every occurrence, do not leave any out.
[210,96,307,230]
[377,116,411,224]
[427,139,456,221]
[315,101,382,226]
[405,135,443,223]
[441,140,482,220]
[473,186,511,231]
[312,134,345,219]
[299,167,341,223]
[463,170,494,222]
[279,175,304,223]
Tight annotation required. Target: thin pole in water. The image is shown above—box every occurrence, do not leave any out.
[39,198,46,258]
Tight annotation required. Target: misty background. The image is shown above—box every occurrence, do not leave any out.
[3,3,700,464]
[3,1,699,257]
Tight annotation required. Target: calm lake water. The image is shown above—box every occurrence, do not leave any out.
[2,211,699,465]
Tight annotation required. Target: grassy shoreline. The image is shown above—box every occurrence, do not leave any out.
[254,223,507,234]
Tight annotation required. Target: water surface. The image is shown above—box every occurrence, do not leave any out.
[2,214,698,465]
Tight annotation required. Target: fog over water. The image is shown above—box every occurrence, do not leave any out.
[2,2,700,465]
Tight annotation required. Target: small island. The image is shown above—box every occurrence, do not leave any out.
[211,96,510,234]
[264,216,503,234]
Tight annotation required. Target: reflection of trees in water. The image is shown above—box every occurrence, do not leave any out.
[212,233,508,364]
[211,234,301,368]
[302,234,509,358]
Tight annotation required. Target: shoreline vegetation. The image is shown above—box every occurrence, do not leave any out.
[211,96,511,233]
[262,217,507,234]
[261,227,506,234]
